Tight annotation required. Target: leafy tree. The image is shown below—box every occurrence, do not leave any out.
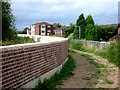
[63,23,75,38]
[85,15,96,40]
[2,1,17,41]
[22,27,29,34]
[53,22,62,28]
[94,25,101,41]
[86,15,94,25]
[73,13,86,39]
[85,24,95,40]
[99,25,117,41]
[73,27,79,39]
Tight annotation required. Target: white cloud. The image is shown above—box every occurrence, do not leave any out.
[11,0,120,3]
[50,5,67,11]
[11,0,119,30]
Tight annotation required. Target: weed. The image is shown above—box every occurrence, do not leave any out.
[103,79,113,84]
[69,40,120,67]
[80,54,107,68]
[81,54,95,61]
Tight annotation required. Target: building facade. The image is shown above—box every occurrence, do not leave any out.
[28,22,54,36]
[27,22,65,36]
[54,28,63,37]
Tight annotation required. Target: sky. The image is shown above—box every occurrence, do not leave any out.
[11,0,119,30]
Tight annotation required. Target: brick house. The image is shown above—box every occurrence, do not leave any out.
[109,24,120,41]
[54,28,63,37]
[28,22,54,36]
[27,22,64,36]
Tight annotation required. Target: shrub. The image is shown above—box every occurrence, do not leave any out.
[106,40,120,67]
[69,40,120,67]
[1,36,35,46]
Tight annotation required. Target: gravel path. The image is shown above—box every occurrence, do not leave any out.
[59,49,119,89]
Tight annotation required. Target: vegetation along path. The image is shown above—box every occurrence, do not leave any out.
[59,49,119,88]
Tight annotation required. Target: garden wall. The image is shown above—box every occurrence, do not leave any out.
[0,39,68,89]
[72,39,110,49]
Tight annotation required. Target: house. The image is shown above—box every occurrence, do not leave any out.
[109,24,120,41]
[54,28,63,37]
[27,22,54,36]
[27,22,64,36]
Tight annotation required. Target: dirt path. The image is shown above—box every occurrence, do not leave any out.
[59,49,119,88]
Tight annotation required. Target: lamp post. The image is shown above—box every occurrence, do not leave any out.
[75,26,81,39]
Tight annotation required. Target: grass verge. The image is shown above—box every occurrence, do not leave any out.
[69,40,120,67]
[1,36,35,46]
[33,55,76,90]
[80,53,111,86]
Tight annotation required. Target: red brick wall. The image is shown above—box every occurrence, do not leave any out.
[35,25,40,35]
[0,40,68,89]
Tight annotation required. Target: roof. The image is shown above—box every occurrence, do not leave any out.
[33,22,52,26]
[109,34,120,41]
[54,28,63,30]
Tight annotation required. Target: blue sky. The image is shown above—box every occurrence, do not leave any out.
[11,0,119,30]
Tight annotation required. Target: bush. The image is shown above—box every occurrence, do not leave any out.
[106,41,120,67]
[69,40,120,67]
[1,36,35,46]
[69,41,88,52]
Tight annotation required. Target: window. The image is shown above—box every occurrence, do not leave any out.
[42,31,45,33]
[47,30,51,32]
[42,26,45,28]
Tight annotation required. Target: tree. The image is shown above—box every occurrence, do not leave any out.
[22,27,29,34]
[73,27,79,39]
[75,13,86,39]
[85,24,95,40]
[53,22,62,28]
[86,15,94,25]
[2,1,17,41]
[63,23,75,38]
[73,13,86,39]
[85,15,96,40]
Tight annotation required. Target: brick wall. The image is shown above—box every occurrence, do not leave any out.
[35,25,40,35]
[0,40,68,89]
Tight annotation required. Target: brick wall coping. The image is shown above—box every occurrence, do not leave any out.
[0,39,68,48]
[18,34,68,42]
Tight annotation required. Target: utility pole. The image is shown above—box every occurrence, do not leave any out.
[75,26,81,39]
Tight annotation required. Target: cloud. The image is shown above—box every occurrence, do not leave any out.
[11,0,119,30]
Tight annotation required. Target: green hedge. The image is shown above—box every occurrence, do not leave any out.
[1,36,35,46]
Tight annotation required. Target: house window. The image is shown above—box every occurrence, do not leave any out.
[47,30,51,32]
[42,26,45,28]
[42,31,45,33]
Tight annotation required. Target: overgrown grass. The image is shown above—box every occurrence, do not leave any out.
[33,55,76,90]
[1,36,35,46]
[69,40,120,67]
[81,54,107,68]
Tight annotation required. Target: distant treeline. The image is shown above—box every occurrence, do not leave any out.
[63,13,117,41]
